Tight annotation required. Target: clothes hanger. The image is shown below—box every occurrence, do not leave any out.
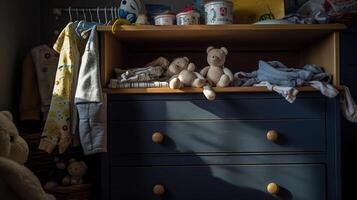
[69,7,73,22]
[104,7,108,25]
[96,7,101,24]
[89,9,93,22]
[83,9,87,21]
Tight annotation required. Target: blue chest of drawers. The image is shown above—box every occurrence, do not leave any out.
[101,92,341,200]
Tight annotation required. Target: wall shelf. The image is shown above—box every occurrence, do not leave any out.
[97,24,346,50]
[103,86,324,94]
[98,24,345,91]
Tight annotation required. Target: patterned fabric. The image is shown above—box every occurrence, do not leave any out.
[31,45,59,119]
[39,22,80,154]
[115,66,166,83]
[109,79,169,88]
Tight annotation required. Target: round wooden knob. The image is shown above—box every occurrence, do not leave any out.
[153,184,165,196]
[152,132,164,144]
[266,130,279,142]
[266,182,279,195]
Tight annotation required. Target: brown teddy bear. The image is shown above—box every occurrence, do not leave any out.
[62,158,88,185]
[167,57,206,89]
[200,46,234,87]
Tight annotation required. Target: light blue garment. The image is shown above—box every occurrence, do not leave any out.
[74,22,107,155]
[234,60,357,123]
[235,60,331,87]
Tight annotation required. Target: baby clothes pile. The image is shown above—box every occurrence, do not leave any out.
[109,57,170,88]
[234,60,357,122]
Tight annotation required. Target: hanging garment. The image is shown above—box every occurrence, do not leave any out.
[19,53,42,121]
[39,22,81,154]
[75,23,107,155]
[234,60,357,123]
[31,45,59,119]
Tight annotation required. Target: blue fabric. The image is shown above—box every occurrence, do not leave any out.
[236,60,331,87]
[74,22,107,155]
[283,12,329,24]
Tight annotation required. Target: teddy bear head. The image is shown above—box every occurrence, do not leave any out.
[206,46,228,68]
[167,57,190,75]
[0,111,29,164]
[67,158,88,178]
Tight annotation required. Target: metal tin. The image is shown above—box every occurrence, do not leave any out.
[154,14,176,25]
[176,11,200,25]
[204,0,233,25]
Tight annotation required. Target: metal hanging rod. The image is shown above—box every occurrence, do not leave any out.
[54,7,119,12]
[53,7,119,23]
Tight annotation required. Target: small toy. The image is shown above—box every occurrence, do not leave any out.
[168,57,206,89]
[62,159,88,186]
[201,46,233,87]
[119,0,145,23]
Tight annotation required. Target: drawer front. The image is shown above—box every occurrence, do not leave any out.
[110,164,326,200]
[110,120,325,154]
[109,98,325,121]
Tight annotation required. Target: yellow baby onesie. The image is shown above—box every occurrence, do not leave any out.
[39,22,80,154]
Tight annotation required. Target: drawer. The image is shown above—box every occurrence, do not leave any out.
[109,98,325,121]
[110,120,325,154]
[110,164,326,200]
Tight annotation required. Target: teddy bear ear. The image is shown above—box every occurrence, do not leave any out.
[1,111,13,121]
[184,57,189,62]
[220,47,228,55]
[207,46,214,53]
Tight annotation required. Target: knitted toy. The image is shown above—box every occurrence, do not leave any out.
[44,157,68,189]
[62,158,88,186]
[0,111,55,200]
[167,57,206,89]
[200,46,234,87]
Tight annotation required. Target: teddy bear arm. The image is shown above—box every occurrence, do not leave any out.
[216,75,231,87]
[169,75,183,89]
[187,63,196,72]
[223,67,234,81]
[194,72,205,80]
[191,78,205,88]
[200,67,210,76]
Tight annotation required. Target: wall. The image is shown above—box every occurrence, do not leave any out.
[0,0,41,112]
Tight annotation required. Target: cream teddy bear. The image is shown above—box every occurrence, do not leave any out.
[0,111,55,200]
[200,46,234,87]
[166,57,216,100]
[167,57,206,89]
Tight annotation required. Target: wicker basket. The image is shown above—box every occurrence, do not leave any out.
[45,184,91,200]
